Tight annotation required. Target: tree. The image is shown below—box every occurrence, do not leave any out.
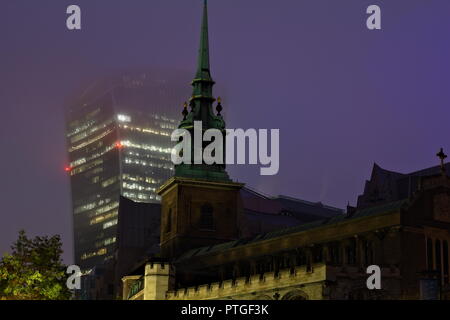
[0,230,71,300]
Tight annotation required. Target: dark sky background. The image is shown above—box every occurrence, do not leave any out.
[1,0,449,263]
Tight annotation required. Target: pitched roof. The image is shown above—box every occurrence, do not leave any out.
[241,186,343,216]
[408,163,450,177]
[176,199,408,261]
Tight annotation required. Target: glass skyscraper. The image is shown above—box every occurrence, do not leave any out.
[66,70,190,270]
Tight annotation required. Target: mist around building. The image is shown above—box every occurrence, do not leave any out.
[64,2,450,301]
[0,1,449,306]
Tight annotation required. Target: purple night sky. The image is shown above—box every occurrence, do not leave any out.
[1,0,449,263]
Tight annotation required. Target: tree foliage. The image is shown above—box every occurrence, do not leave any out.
[0,230,71,300]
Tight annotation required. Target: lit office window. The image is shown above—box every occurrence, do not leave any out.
[117,114,131,122]
[103,219,118,229]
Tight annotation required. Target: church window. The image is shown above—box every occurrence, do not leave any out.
[444,240,449,283]
[346,238,357,265]
[426,238,433,270]
[442,240,449,283]
[436,239,442,274]
[295,249,306,266]
[330,242,341,265]
[165,208,172,233]
[313,246,323,263]
[199,203,214,230]
[363,240,374,265]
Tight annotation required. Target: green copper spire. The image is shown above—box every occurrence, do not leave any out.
[196,0,212,81]
[188,0,218,129]
[175,0,230,182]
[179,0,224,131]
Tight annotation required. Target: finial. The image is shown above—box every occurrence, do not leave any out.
[437,147,447,174]
[182,102,188,120]
[216,97,223,116]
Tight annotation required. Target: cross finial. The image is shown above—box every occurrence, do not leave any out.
[436,147,447,173]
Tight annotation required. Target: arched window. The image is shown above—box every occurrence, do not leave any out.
[313,246,323,263]
[199,203,214,230]
[426,238,433,270]
[364,240,374,265]
[443,240,449,283]
[435,239,442,273]
[296,249,307,266]
[346,238,357,265]
[330,242,341,265]
[165,208,172,233]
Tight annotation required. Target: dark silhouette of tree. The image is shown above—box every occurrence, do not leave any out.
[0,230,71,300]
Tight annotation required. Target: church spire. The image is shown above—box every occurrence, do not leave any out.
[174,0,230,182]
[196,0,212,81]
[180,0,224,131]
[190,0,216,115]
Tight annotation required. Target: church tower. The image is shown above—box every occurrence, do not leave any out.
[157,0,244,259]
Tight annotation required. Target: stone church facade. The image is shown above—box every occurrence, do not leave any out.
[123,171,450,300]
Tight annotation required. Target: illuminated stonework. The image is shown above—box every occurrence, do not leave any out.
[122,263,402,300]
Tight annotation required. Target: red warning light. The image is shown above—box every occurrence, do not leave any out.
[65,166,72,172]
[115,141,124,149]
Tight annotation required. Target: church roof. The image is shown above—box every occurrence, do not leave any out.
[371,162,450,179]
[240,186,343,216]
[274,195,343,218]
[176,199,408,261]
[358,162,450,208]
[407,162,450,177]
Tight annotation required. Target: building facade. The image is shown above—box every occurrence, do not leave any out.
[66,70,189,270]
[121,1,450,300]
[123,161,450,300]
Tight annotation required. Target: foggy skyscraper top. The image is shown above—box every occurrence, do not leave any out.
[65,68,191,270]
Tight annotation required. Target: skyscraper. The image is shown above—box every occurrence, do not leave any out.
[66,69,190,270]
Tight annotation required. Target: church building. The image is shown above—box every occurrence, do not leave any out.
[121,1,450,300]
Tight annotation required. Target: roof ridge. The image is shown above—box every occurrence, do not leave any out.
[242,186,272,200]
[407,162,450,176]
[275,195,344,212]
[176,199,407,262]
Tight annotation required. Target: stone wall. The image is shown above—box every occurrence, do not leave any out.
[166,264,327,300]
[124,262,404,300]
[123,263,174,300]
